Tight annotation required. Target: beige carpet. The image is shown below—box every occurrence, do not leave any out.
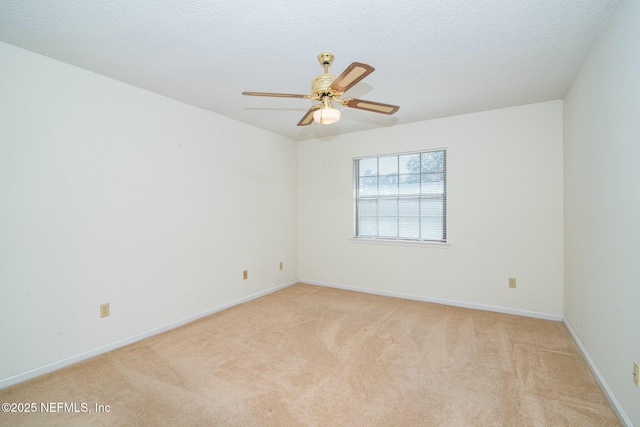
[0,283,620,426]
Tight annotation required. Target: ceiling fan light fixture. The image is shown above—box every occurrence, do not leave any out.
[313,96,341,125]
[313,107,340,125]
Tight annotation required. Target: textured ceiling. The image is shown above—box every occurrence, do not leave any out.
[0,0,620,141]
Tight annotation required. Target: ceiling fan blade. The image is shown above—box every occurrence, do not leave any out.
[329,62,375,93]
[297,105,321,126]
[342,98,399,115]
[242,91,311,99]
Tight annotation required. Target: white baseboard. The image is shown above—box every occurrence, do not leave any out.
[0,280,297,390]
[562,318,632,427]
[300,279,563,321]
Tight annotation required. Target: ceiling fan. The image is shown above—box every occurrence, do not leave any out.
[242,52,400,126]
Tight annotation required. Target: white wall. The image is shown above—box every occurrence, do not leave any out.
[0,41,298,384]
[563,0,640,424]
[299,101,564,317]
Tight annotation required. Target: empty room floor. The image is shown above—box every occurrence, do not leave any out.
[0,284,620,426]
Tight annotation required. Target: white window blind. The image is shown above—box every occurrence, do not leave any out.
[354,149,446,242]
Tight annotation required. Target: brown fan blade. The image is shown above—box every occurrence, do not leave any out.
[297,105,321,126]
[329,62,375,93]
[342,98,399,115]
[242,91,310,99]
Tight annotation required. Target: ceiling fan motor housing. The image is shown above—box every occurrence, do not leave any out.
[312,74,339,99]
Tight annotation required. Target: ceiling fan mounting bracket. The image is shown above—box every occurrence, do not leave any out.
[317,52,335,67]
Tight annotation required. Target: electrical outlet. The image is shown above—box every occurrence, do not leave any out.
[634,361,640,387]
[243,270,248,280]
[100,303,110,318]
[509,277,516,288]
[279,261,283,270]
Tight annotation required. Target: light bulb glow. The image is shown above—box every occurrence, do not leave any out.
[313,107,340,125]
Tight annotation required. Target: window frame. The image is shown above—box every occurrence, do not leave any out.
[353,148,448,246]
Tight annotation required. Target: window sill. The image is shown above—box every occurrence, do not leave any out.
[350,237,451,248]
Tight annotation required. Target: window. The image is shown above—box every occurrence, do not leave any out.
[354,149,446,242]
